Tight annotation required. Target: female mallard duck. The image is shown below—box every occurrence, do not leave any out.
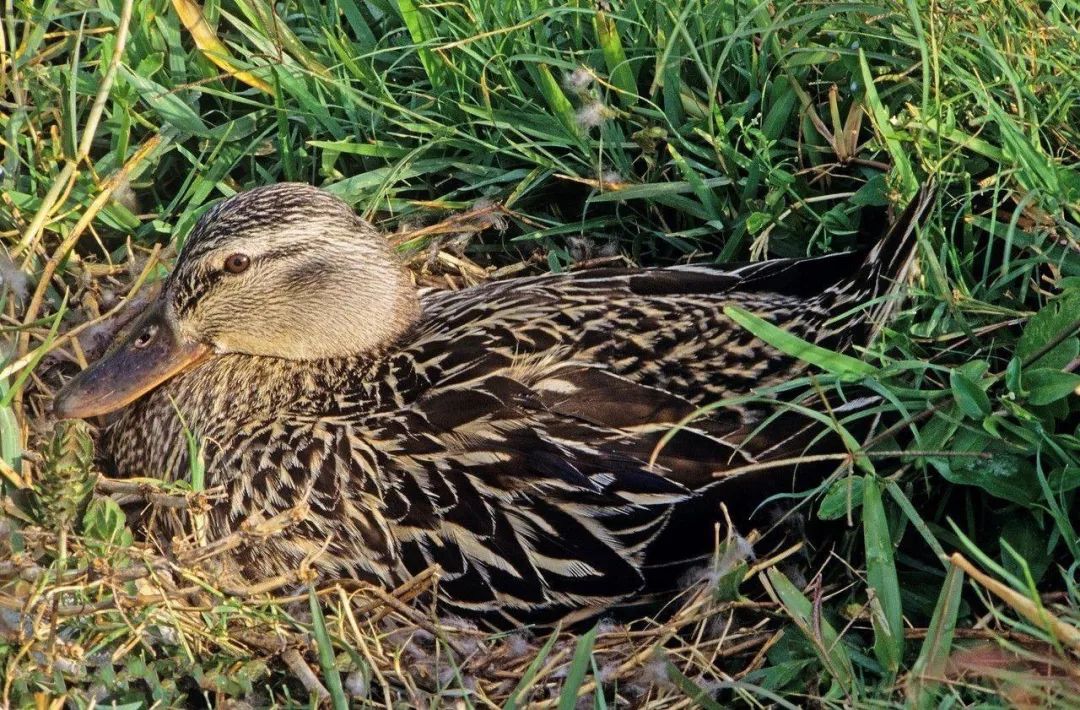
[55,183,933,627]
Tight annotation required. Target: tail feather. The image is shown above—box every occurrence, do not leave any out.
[865,183,937,280]
[817,182,937,348]
[861,182,937,334]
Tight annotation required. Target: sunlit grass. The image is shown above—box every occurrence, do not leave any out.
[1,0,1078,706]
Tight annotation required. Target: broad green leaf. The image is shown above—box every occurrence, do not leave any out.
[1001,515,1054,585]
[817,475,865,521]
[850,174,890,206]
[931,430,1037,506]
[1017,290,1080,369]
[82,498,133,547]
[949,369,990,418]
[1023,368,1080,406]
[1004,356,1024,394]
[746,211,772,234]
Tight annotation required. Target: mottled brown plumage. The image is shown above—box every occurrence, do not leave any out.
[56,183,933,627]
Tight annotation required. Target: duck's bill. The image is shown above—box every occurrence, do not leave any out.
[54,305,210,419]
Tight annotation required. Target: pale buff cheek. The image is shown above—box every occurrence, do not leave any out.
[175,245,419,360]
[209,308,353,359]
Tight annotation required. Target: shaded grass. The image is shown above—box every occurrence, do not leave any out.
[1,0,1079,706]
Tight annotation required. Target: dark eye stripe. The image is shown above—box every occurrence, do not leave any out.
[169,238,316,317]
[172,269,226,317]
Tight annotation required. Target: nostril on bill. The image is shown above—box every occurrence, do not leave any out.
[133,324,159,349]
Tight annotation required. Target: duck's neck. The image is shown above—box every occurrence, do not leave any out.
[183,352,376,418]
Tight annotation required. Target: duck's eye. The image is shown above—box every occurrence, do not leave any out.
[133,324,158,349]
[224,253,251,274]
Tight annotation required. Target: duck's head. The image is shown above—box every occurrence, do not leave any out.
[54,183,420,419]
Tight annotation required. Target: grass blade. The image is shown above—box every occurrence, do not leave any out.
[664,660,725,709]
[504,629,560,710]
[557,623,600,710]
[724,305,877,379]
[396,0,446,89]
[308,587,348,710]
[763,567,856,699]
[171,0,274,94]
[668,144,723,222]
[886,481,948,565]
[593,8,636,107]
[906,563,964,708]
[535,63,584,141]
[863,478,904,676]
[858,48,915,195]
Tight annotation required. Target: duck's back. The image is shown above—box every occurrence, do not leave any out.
[409,256,858,403]
[344,249,890,625]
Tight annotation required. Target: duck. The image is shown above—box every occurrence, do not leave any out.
[54,182,934,627]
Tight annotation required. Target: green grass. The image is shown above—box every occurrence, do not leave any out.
[2,0,1080,706]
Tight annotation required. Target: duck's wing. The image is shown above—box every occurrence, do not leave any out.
[376,393,692,625]
[365,353,856,627]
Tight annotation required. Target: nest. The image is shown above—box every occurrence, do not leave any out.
[0,499,801,706]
